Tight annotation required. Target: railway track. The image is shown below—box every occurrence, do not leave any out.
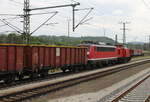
[0,59,150,102]
[111,75,150,102]
[0,64,111,90]
[145,95,150,102]
[0,71,69,90]
[0,56,148,90]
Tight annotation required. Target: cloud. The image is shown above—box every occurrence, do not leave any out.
[1,0,150,42]
[112,9,124,15]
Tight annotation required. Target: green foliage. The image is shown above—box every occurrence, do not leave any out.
[0,33,126,45]
[0,33,23,44]
[0,33,115,45]
[0,33,149,51]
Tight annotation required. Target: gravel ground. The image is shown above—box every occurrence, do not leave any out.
[49,68,150,102]
[131,55,150,61]
[28,62,150,102]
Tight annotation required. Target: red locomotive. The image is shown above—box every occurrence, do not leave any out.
[116,45,131,62]
[79,44,131,67]
[0,43,132,83]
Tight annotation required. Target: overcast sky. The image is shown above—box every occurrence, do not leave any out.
[1,0,150,43]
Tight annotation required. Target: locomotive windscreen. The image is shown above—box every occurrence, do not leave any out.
[96,47,115,52]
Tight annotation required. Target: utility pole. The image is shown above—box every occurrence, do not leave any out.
[123,23,126,45]
[22,1,92,43]
[115,34,118,45]
[30,3,80,32]
[23,0,30,43]
[72,5,75,32]
[120,22,129,45]
[122,22,126,45]
[149,35,150,50]
[23,2,80,43]
[103,27,106,37]
[67,19,70,38]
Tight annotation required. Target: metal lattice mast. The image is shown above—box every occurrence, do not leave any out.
[23,0,30,43]
[123,22,126,45]
[120,22,129,46]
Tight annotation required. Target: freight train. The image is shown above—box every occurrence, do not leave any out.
[130,49,144,56]
[0,43,132,83]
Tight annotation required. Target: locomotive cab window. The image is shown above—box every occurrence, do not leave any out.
[96,47,115,52]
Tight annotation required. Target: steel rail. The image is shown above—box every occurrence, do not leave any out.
[111,75,150,102]
[145,95,150,102]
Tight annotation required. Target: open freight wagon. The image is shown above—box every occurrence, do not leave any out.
[0,44,87,83]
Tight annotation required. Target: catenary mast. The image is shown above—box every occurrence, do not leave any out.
[23,0,30,43]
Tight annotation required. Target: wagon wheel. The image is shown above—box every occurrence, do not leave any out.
[30,68,39,79]
[68,67,73,72]
[77,66,82,71]
[72,66,77,72]
[41,70,48,77]
[30,73,38,80]
[4,74,15,84]
[61,67,66,73]
[18,74,24,80]
[4,77,11,84]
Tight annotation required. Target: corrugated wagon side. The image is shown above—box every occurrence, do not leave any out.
[59,47,88,72]
[23,45,88,78]
[0,44,88,82]
[0,44,25,83]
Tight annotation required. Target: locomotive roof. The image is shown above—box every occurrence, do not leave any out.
[79,44,116,48]
[0,43,87,49]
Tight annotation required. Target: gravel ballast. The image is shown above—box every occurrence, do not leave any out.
[29,62,150,102]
